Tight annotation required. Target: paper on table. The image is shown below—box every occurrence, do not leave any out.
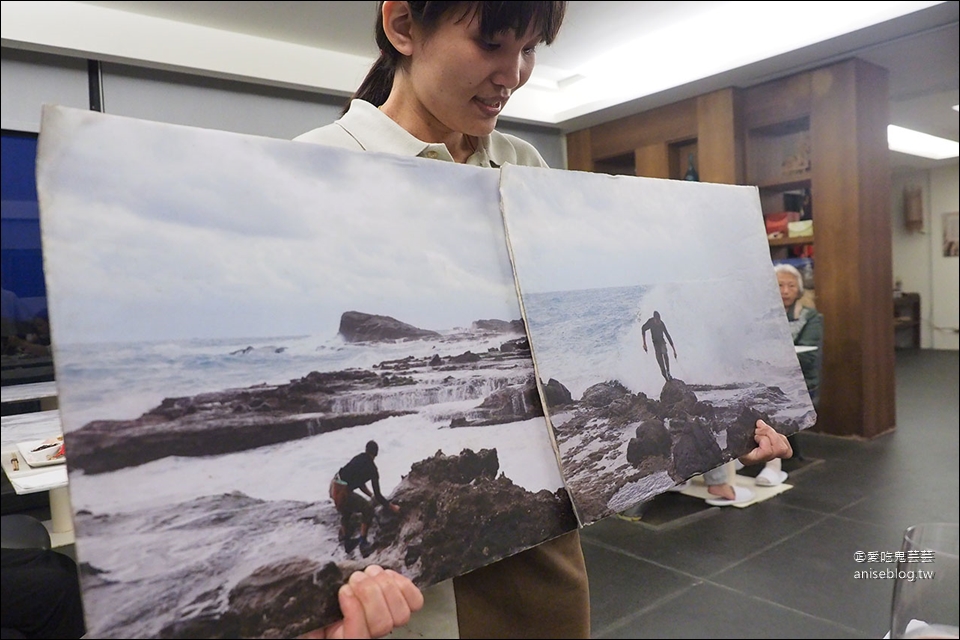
[11,466,68,492]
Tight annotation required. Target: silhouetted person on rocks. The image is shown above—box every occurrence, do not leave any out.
[640,310,677,382]
[330,440,400,557]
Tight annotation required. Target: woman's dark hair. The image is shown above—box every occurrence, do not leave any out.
[345,1,566,114]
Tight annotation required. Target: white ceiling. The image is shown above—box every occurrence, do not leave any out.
[7,1,959,170]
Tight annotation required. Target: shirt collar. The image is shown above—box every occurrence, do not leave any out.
[339,99,495,167]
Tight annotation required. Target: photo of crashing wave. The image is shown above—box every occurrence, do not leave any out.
[524,282,815,524]
[499,164,817,525]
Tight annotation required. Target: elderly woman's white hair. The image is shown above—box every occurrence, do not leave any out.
[774,263,804,296]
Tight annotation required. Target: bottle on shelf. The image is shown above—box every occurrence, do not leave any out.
[683,153,699,181]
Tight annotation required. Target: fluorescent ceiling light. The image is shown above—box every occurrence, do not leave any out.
[888,125,960,160]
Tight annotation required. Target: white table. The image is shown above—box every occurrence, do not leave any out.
[1,410,74,545]
[1,410,62,450]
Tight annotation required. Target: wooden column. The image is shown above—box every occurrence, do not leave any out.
[565,129,593,172]
[809,59,894,438]
[634,143,670,179]
[697,88,742,185]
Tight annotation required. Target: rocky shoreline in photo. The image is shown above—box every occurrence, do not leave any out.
[543,376,815,521]
[67,312,542,475]
[76,447,577,639]
[68,312,581,638]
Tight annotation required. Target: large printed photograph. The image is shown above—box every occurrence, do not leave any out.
[500,165,817,524]
[36,106,576,638]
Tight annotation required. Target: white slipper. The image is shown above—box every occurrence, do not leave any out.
[705,485,755,506]
[755,467,788,487]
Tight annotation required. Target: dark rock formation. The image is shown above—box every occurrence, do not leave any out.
[226,559,343,640]
[338,311,441,343]
[81,450,577,639]
[548,375,811,522]
[449,351,481,364]
[670,417,723,480]
[659,378,700,414]
[373,448,578,586]
[625,419,672,465]
[469,382,542,425]
[67,369,414,475]
[471,319,525,334]
[541,378,573,408]
[580,380,632,408]
[726,405,770,456]
[497,337,530,352]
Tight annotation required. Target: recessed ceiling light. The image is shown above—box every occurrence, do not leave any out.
[888,125,960,160]
[953,105,959,112]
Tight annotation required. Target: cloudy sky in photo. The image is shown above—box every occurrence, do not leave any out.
[37,106,520,344]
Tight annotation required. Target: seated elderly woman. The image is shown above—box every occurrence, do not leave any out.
[701,262,823,505]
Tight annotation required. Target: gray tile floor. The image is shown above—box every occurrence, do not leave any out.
[581,349,959,638]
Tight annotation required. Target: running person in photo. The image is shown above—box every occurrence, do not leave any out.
[330,440,401,556]
[640,310,677,381]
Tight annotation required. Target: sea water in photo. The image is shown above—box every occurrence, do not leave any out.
[523,282,808,407]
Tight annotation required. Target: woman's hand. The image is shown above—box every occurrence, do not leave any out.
[738,419,792,466]
[299,565,424,639]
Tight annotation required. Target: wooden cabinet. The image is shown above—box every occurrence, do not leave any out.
[894,293,921,349]
[565,58,894,439]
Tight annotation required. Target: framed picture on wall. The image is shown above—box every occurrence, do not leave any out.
[944,211,959,258]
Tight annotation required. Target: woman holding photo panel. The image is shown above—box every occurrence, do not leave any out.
[295,2,791,637]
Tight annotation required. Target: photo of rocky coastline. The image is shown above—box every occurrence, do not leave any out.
[61,312,576,638]
[35,107,571,638]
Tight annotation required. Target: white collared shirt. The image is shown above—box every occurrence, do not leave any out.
[294,99,548,169]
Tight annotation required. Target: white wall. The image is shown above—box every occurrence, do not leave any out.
[1,48,88,132]
[891,162,960,350]
[1,47,566,167]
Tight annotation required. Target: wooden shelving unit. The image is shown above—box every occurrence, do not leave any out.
[768,235,814,247]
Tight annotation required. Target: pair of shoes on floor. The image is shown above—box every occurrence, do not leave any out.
[705,485,755,507]
[755,466,789,487]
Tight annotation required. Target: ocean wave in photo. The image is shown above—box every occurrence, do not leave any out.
[55,328,525,428]
[522,281,799,401]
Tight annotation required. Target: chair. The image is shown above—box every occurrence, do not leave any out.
[0,513,52,550]
[2,514,55,639]
[791,309,824,460]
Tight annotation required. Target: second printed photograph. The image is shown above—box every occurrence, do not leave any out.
[500,165,817,524]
